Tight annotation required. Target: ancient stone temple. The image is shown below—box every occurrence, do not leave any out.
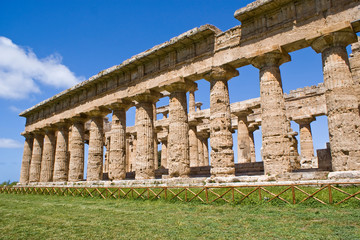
[18,0,360,186]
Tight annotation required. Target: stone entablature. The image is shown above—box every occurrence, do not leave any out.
[18,0,360,184]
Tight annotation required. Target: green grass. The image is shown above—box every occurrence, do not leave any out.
[0,194,359,239]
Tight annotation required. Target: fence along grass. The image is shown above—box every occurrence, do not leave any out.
[1,183,360,206]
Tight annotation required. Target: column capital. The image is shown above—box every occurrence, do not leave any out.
[85,107,112,118]
[293,116,315,125]
[42,125,56,134]
[69,115,88,124]
[310,30,358,53]
[203,64,239,82]
[106,98,132,111]
[53,120,71,130]
[251,50,291,69]
[164,79,197,93]
[21,131,33,138]
[133,90,162,104]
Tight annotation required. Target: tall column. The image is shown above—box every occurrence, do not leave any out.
[153,103,159,170]
[87,109,110,181]
[295,117,315,169]
[311,30,360,171]
[134,91,161,180]
[29,132,44,182]
[202,134,209,166]
[248,126,257,163]
[251,51,296,175]
[236,114,252,163]
[68,118,86,182]
[189,90,196,114]
[160,140,168,168]
[40,127,56,182]
[197,136,204,166]
[204,65,238,177]
[109,103,128,180]
[19,133,33,183]
[165,81,195,178]
[188,125,198,167]
[53,123,70,182]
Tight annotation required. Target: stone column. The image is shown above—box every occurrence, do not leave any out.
[19,133,33,183]
[189,90,196,114]
[134,91,161,180]
[202,134,209,166]
[165,81,195,178]
[204,65,238,177]
[87,109,110,181]
[188,125,198,167]
[236,114,252,163]
[40,127,56,182]
[29,132,44,182]
[53,123,70,182]
[295,117,315,169]
[248,125,258,163]
[160,140,168,168]
[197,136,204,166]
[109,103,128,180]
[311,30,360,171]
[68,118,86,182]
[251,51,296,175]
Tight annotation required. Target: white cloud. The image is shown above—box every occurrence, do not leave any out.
[9,105,22,113]
[0,37,84,99]
[0,138,23,148]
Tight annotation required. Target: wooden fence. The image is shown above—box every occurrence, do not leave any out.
[1,182,360,206]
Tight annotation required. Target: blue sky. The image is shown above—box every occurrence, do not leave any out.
[0,0,340,182]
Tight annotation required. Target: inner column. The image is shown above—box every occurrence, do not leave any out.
[204,65,238,177]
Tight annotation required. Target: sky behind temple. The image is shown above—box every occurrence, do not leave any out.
[0,0,344,182]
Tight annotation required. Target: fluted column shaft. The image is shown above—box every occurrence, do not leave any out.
[161,140,168,168]
[189,91,196,114]
[53,125,70,182]
[166,82,192,178]
[204,65,238,177]
[68,120,85,181]
[295,118,315,168]
[197,136,204,166]
[29,133,44,182]
[87,115,105,181]
[188,126,198,167]
[252,51,295,175]
[311,31,360,171]
[109,108,127,180]
[203,137,209,166]
[19,135,33,183]
[249,130,256,163]
[237,115,251,163]
[40,129,56,182]
[135,92,160,180]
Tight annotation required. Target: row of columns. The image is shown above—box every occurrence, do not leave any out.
[20,30,360,183]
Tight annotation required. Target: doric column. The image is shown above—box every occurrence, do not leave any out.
[295,117,315,169]
[236,113,252,163]
[160,140,168,168]
[248,124,258,163]
[188,125,198,167]
[134,91,161,180]
[53,123,70,182]
[204,65,238,177]
[29,132,44,182]
[189,90,196,114]
[19,133,33,183]
[40,127,56,182]
[108,102,129,180]
[68,117,86,182]
[251,51,296,175]
[197,136,204,166]
[311,30,360,171]
[165,80,195,178]
[87,109,110,181]
[202,133,209,166]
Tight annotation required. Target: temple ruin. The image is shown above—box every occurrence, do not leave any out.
[17,0,360,186]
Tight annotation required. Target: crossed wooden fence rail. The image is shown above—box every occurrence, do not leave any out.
[1,182,360,205]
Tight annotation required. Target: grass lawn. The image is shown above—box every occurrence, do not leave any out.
[0,193,359,240]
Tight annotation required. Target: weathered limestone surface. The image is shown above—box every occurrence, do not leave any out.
[19,134,33,183]
[160,140,168,168]
[166,81,193,178]
[87,113,107,181]
[109,106,127,180]
[204,65,238,177]
[135,92,160,180]
[29,133,44,182]
[188,126,198,167]
[68,119,85,182]
[40,129,56,182]
[53,124,69,182]
[252,51,298,176]
[311,31,360,171]
[237,114,252,163]
[197,137,204,166]
[295,118,315,169]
